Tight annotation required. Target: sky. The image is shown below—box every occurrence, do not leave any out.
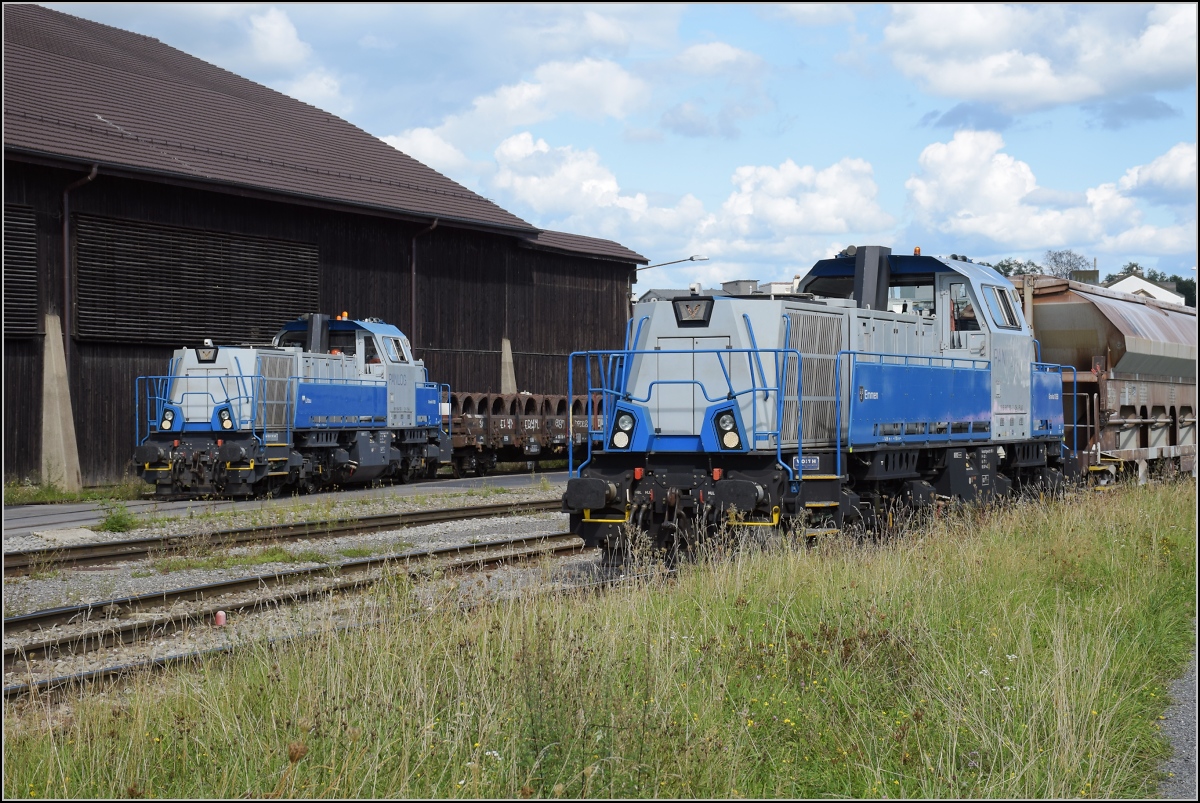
[49,3,1198,292]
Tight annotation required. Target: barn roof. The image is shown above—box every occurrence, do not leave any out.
[3,3,539,235]
[523,230,647,265]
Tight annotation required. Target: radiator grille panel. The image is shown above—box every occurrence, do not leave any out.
[74,214,318,344]
[786,311,844,444]
[255,352,294,430]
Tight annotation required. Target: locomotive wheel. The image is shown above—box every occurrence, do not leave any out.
[254,477,285,499]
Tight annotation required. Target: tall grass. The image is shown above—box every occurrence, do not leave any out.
[4,478,1194,798]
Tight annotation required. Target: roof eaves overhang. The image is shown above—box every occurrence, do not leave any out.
[5,146,543,238]
[517,238,648,266]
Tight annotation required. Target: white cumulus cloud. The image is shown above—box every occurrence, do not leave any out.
[388,58,649,153]
[885,4,1197,112]
[247,7,312,67]
[486,132,900,284]
[674,42,762,75]
[906,131,1196,256]
[720,158,895,235]
[280,68,353,116]
[1118,142,1197,203]
[381,129,472,175]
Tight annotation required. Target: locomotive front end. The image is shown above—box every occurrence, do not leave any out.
[134,341,284,496]
[564,288,812,560]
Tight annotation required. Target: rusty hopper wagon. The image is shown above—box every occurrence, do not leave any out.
[1012,276,1197,483]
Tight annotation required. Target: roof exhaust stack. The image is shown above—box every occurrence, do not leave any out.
[304,313,329,353]
[852,245,891,311]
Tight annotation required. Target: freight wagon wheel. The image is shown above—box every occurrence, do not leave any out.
[475,454,494,477]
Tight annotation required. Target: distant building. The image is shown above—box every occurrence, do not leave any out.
[1105,276,1185,305]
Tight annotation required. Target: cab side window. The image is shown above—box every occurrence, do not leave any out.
[950,283,979,331]
[983,286,1020,329]
[329,333,356,356]
[383,337,401,362]
[363,337,382,364]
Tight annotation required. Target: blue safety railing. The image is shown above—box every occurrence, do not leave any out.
[427,382,454,440]
[568,346,803,480]
[136,371,447,447]
[136,372,286,448]
[1028,362,1079,456]
[834,350,992,478]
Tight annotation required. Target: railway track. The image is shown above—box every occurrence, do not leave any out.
[3,498,561,576]
[4,530,587,699]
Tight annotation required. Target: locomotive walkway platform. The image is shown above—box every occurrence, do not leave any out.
[1,471,567,541]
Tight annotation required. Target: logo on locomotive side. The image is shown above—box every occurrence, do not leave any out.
[858,386,880,401]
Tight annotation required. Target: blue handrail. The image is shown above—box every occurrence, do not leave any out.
[568,346,803,481]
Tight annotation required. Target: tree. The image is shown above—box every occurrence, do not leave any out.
[1171,276,1196,307]
[1042,249,1090,278]
[989,257,1042,277]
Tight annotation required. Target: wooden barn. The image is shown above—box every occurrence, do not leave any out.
[3,4,645,487]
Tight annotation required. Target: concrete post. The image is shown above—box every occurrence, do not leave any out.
[40,313,82,491]
[500,338,517,395]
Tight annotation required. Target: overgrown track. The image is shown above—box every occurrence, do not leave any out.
[3,531,586,698]
[3,499,560,576]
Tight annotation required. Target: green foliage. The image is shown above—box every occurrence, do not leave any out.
[3,477,148,506]
[95,502,139,533]
[149,545,334,574]
[989,257,1042,277]
[5,479,1195,799]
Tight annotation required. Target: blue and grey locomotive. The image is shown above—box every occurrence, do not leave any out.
[563,245,1081,559]
[134,313,450,496]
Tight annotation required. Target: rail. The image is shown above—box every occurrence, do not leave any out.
[568,346,803,481]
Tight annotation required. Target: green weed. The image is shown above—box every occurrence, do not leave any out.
[95,502,139,533]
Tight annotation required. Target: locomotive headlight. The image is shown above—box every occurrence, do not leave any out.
[617,413,635,432]
[612,431,630,449]
[715,410,741,449]
[219,408,233,430]
[160,410,175,430]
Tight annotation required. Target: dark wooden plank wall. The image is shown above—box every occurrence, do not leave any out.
[3,339,43,482]
[3,160,633,483]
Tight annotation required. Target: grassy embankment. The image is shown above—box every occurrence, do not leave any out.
[4,479,1194,798]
